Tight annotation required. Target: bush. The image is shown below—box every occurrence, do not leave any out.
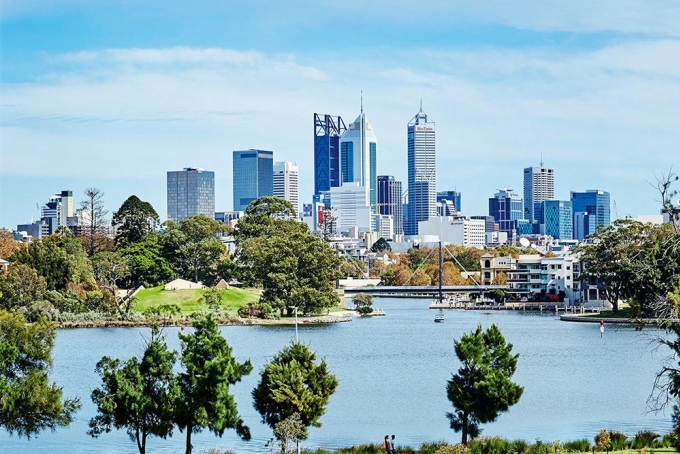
[434,445,466,454]
[631,430,659,449]
[609,431,628,450]
[18,300,60,322]
[594,429,611,452]
[468,437,512,454]
[357,305,374,315]
[420,441,449,454]
[563,438,591,452]
[237,301,273,319]
[510,439,529,453]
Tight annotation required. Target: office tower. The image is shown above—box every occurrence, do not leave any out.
[405,104,436,235]
[437,191,461,213]
[232,150,274,211]
[571,189,610,240]
[328,182,373,234]
[339,102,378,213]
[18,190,75,238]
[167,168,215,222]
[523,165,554,222]
[542,200,573,239]
[488,189,523,237]
[377,175,403,235]
[471,215,496,233]
[273,161,299,214]
[314,114,346,198]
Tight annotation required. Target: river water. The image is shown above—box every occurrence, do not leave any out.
[1,298,675,453]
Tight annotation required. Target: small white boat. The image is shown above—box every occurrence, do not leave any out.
[434,313,445,323]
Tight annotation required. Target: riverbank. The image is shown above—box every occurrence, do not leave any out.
[57,310,358,329]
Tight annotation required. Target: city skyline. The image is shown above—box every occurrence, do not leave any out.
[2,1,679,228]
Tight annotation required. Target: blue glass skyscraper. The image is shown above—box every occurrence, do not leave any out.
[233,150,274,211]
[571,189,610,240]
[313,114,346,198]
[167,168,215,222]
[489,189,523,237]
[543,200,573,239]
[378,175,403,235]
[405,105,436,235]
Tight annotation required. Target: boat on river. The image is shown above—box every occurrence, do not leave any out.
[434,312,445,323]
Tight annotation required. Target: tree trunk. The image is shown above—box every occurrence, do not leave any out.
[185,423,193,454]
[461,413,468,445]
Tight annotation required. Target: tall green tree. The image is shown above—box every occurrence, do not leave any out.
[0,264,47,310]
[0,310,81,438]
[112,196,160,248]
[446,324,523,445]
[252,342,338,442]
[120,234,175,288]
[89,327,177,454]
[163,215,229,284]
[175,315,252,454]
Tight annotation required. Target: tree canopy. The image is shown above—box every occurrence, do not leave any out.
[446,324,523,444]
[112,196,160,248]
[0,310,81,438]
[252,342,338,441]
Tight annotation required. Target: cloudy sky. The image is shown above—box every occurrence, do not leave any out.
[1,0,679,228]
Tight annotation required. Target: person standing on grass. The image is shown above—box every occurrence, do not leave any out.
[384,435,391,452]
[390,434,396,453]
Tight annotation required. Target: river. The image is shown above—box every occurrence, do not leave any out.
[1,298,674,453]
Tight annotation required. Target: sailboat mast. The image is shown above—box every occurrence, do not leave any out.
[439,240,443,303]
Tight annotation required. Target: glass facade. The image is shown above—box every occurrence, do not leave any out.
[405,108,436,235]
[489,189,523,237]
[167,168,215,222]
[437,190,461,212]
[377,175,403,235]
[523,166,554,222]
[233,150,274,211]
[571,190,610,240]
[543,200,573,239]
[313,114,346,197]
[341,142,354,183]
[369,142,377,212]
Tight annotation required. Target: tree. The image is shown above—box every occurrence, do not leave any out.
[200,288,224,311]
[371,238,391,253]
[80,187,109,256]
[352,293,374,315]
[91,251,133,313]
[89,327,177,454]
[112,196,160,248]
[175,315,252,454]
[252,342,338,442]
[274,413,306,454]
[446,324,523,445]
[0,310,81,438]
[491,272,508,286]
[121,234,176,288]
[0,263,47,310]
[0,228,23,259]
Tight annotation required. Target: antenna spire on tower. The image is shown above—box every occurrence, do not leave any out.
[420,98,423,112]
[540,152,544,167]
[360,90,363,114]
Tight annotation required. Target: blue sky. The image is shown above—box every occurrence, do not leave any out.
[1,0,679,228]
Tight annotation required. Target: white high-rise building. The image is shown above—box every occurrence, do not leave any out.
[339,102,378,213]
[406,104,436,236]
[273,161,299,214]
[328,182,373,234]
[523,164,554,222]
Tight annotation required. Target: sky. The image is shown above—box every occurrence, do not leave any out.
[1,0,679,228]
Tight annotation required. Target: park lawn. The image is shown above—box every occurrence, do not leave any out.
[132,285,261,315]
[583,307,633,319]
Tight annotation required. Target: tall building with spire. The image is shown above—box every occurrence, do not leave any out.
[338,96,378,213]
[523,159,554,222]
[405,102,436,236]
[313,114,346,199]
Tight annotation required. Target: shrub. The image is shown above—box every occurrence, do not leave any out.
[357,305,374,315]
[631,430,659,449]
[18,300,60,322]
[237,301,273,319]
[594,429,611,452]
[421,441,450,454]
[510,439,529,453]
[563,438,591,452]
[468,437,512,454]
[609,431,628,450]
[434,445,467,454]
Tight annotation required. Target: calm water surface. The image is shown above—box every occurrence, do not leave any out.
[1,298,673,453]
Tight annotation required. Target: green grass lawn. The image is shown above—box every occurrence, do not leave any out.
[582,307,633,319]
[132,286,261,315]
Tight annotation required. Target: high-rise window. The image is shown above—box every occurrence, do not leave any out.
[167,168,215,222]
[233,150,274,211]
[406,106,436,235]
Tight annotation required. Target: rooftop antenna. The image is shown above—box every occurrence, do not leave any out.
[360,90,363,114]
[420,97,423,113]
[540,152,544,167]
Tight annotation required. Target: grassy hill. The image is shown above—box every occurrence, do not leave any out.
[132,286,261,315]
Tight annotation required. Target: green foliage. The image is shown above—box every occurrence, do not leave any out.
[608,430,628,450]
[163,216,229,285]
[632,430,659,449]
[446,324,523,445]
[0,310,81,438]
[274,413,306,454]
[112,195,160,248]
[176,314,253,454]
[18,300,60,322]
[143,304,181,320]
[370,237,391,253]
[562,438,591,452]
[594,429,610,451]
[200,288,224,310]
[237,301,274,319]
[89,327,177,454]
[352,293,374,315]
[0,263,47,310]
[120,234,176,288]
[252,342,339,441]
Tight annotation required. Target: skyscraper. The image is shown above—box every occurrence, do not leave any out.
[405,104,436,235]
[523,165,554,222]
[377,175,403,235]
[233,150,274,211]
[167,168,215,222]
[571,189,610,240]
[489,189,523,237]
[437,190,462,213]
[542,200,573,239]
[339,103,378,213]
[313,114,346,199]
[273,161,299,214]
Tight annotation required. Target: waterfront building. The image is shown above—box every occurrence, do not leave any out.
[488,189,524,239]
[523,165,554,222]
[405,105,436,235]
[377,175,403,235]
[167,168,215,222]
[328,182,373,234]
[314,114,346,198]
[570,189,610,240]
[339,104,378,213]
[273,161,299,214]
[417,216,485,249]
[437,190,461,213]
[232,150,274,211]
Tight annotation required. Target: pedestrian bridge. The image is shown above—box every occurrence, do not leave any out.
[342,285,528,296]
